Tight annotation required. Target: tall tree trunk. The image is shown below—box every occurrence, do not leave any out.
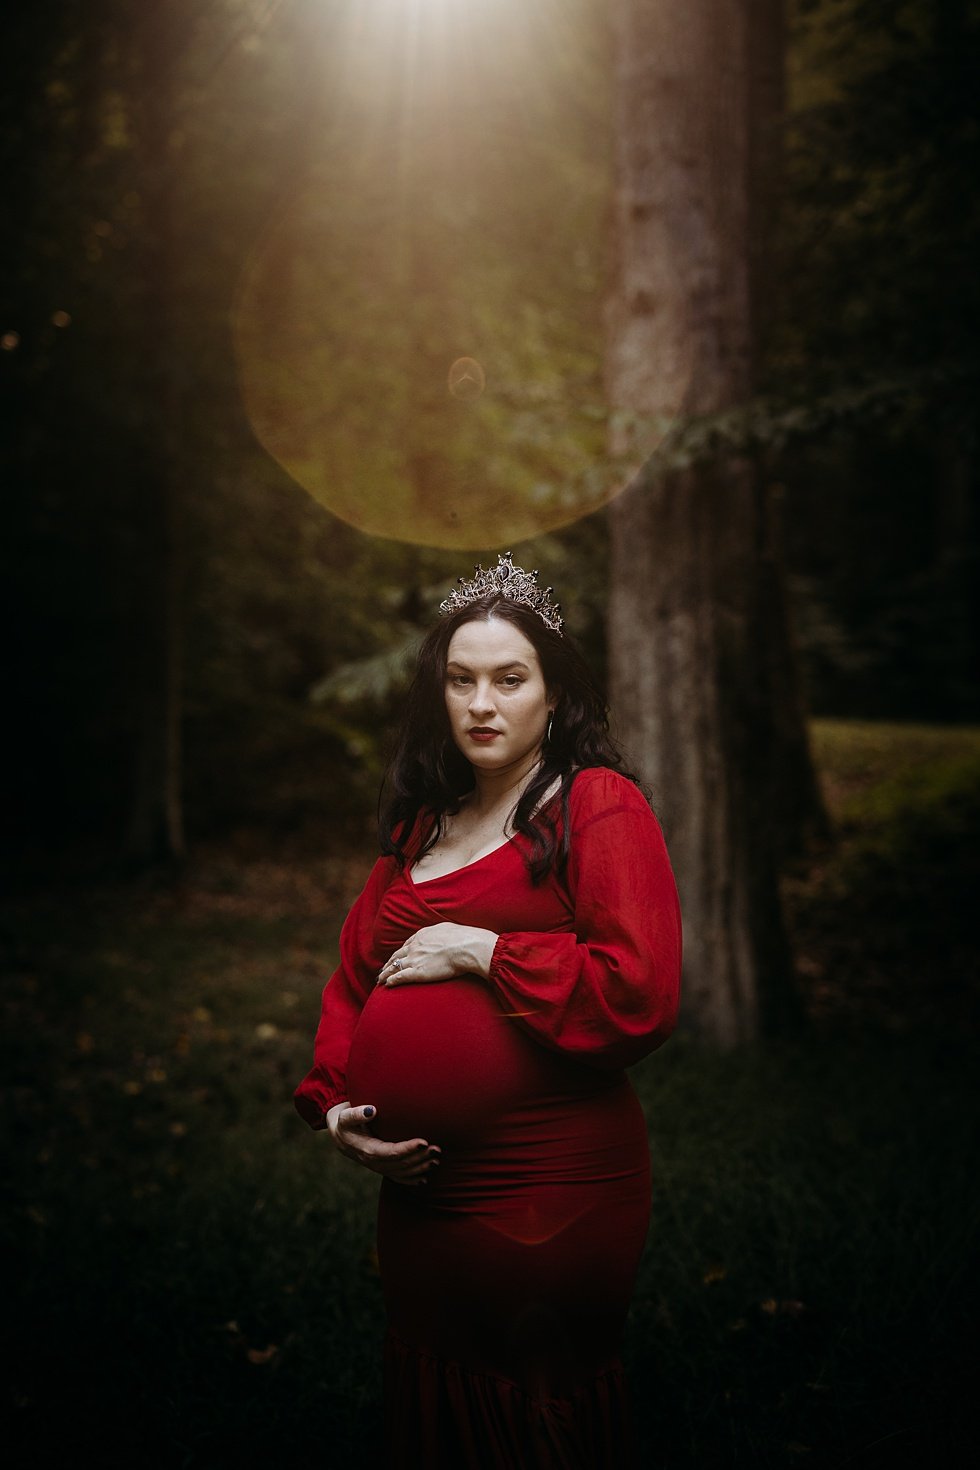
[604,0,821,1044]
[123,5,187,866]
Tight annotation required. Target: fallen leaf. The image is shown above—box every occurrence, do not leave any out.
[703,1264,726,1285]
[246,1344,278,1365]
[75,1032,94,1054]
[760,1298,806,1317]
[254,1022,278,1041]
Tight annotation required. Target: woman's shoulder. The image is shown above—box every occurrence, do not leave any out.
[387,811,440,858]
[567,765,653,824]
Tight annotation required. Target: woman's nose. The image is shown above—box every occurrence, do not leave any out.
[468,683,495,716]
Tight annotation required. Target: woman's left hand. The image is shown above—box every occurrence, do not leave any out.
[378,922,498,987]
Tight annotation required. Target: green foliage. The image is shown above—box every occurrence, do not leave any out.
[785,721,980,1033]
[766,0,980,718]
[310,630,423,709]
[810,718,980,829]
[779,0,980,380]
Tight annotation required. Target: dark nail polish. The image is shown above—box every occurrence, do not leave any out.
[364,1106,376,1119]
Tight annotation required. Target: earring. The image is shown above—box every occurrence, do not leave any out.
[546,712,554,743]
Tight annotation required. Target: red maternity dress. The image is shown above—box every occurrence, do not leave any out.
[294,768,682,1469]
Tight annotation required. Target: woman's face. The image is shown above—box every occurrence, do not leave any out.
[444,616,554,777]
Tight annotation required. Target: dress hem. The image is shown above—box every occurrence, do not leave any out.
[383,1328,637,1470]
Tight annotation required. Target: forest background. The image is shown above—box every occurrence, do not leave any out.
[3,1,978,1467]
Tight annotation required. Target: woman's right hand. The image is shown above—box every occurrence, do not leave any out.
[325,1102,441,1186]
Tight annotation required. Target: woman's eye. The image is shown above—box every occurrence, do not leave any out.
[449,675,471,688]
[501,676,523,688]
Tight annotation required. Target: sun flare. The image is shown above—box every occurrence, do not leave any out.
[234,0,661,548]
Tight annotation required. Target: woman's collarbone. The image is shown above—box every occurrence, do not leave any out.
[416,815,510,876]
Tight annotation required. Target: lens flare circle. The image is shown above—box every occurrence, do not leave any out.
[233,181,666,550]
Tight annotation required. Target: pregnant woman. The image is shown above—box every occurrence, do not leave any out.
[294,554,682,1469]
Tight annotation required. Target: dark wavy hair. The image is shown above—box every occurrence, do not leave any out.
[378,594,641,883]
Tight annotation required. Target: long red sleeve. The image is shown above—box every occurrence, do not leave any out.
[487,768,682,1069]
[293,852,398,1129]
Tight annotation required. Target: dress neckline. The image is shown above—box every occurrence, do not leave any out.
[406,778,564,887]
[407,837,515,887]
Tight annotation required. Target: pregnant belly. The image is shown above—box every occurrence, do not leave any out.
[346,978,572,1147]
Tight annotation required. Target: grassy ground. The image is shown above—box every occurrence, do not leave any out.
[4,721,978,1468]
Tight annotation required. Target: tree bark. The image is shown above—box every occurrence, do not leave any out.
[605,0,821,1044]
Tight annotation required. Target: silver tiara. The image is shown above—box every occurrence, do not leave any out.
[439,553,564,635]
